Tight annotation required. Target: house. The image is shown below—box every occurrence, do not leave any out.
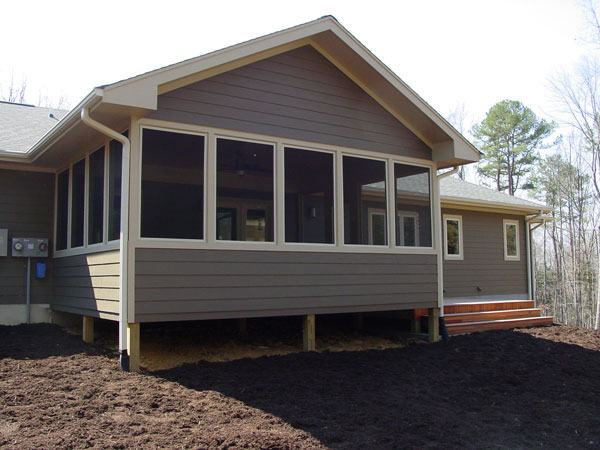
[0,17,552,371]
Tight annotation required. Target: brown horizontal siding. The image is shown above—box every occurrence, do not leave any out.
[134,249,438,322]
[148,45,431,160]
[52,250,120,319]
[0,169,54,306]
[442,209,527,298]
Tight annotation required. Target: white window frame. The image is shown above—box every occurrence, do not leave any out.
[131,118,438,255]
[282,145,336,246]
[397,210,420,247]
[367,208,387,245]
[503,219,520,261]
[138,125,208,243]
[443,214,463,260]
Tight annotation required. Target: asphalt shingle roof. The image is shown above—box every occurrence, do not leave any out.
[440,176,547,210]
[0,102,68,153]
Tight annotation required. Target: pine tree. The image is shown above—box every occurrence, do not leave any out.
[472,100,556,195]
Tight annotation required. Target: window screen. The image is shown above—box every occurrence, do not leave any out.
[88,147,105,245]
[141,128,205,239]
[71,159,85,248]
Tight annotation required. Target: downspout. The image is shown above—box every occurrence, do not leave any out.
[525,211,544,303]
[435,166,459,340]
[81,108,131,371]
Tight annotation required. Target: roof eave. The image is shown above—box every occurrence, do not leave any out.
[441,195,552,214]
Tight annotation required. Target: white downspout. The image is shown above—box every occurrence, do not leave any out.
[526,211,544,303]
[435,166,459,323]
[81,108,131,371]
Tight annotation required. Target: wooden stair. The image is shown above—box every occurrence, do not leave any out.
[422,300,553,335]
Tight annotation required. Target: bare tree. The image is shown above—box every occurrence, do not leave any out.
[0,76,28,103]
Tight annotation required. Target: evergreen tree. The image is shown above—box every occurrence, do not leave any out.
[472,100,556,195]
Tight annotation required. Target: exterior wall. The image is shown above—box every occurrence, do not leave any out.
[442,208,528,299]
[147,45,432,160]
[0,169,54,313]
[52,250,120,320]
[134,249,438,322]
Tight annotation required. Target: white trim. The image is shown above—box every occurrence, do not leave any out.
[503,219,520,261]
[443,214,463,260]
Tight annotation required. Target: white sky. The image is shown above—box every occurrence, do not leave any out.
[1,0,592,134]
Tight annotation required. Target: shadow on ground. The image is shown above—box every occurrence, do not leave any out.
[155,328,600,449]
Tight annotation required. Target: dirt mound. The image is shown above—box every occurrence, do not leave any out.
[1,323,599,449]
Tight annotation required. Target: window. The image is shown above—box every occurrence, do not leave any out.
[397,211,419,247]
[108,139,122,242]
[285,147,334,244]
[70,159,85,248]
[343,156,387,245]
[504,219,520,260]
[88,147,105,245]
[394,163,431,247]
[443,215,463,260]
[56,169,69,251]
[216,138,274,242]
[141,128,205,239]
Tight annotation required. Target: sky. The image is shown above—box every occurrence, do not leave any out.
[0,0,593,139]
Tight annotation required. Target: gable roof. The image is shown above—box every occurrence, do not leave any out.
[440,177,551,213]
[0,16,479,169]
[0,102,68,153]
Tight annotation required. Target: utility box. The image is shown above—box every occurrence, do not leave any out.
[12,237,49,258]
[0,229,7,257]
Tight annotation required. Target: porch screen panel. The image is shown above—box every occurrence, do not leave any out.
[141,129,205,239]
[394,163,432,247]
[88,146,105,245]
[108,138,123,241]
[56,169,69,250]
[216,138,274,242]
[285,147,334,244]
[343,156,387,245]
[71,159,85,248]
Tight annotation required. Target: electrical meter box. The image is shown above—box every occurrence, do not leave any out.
[12,237,49,258]
[0,229,7,257]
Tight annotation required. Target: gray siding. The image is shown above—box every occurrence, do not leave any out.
[148,46,432,160]
[135,249,438,322]
[0,169,54,305]
[52,250,120,319]
[442,209,528,298]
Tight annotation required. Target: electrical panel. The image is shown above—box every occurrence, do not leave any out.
[0,229,7,257]
[11,237,49,258]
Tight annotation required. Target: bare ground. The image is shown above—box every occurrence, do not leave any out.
[1,322,599,449]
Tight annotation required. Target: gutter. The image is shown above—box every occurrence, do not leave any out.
[525,211,553,304]
[80,108,131,371]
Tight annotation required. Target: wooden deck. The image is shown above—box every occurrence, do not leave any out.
[415,300,553,336]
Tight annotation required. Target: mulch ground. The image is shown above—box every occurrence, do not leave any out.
[1,323,599,449]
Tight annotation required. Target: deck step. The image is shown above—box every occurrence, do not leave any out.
[444,308,541,324]
[446,316,554,335]
[444,300,535,315]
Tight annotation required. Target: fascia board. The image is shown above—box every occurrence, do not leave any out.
[101,19,334,110]
[441,196,552,214]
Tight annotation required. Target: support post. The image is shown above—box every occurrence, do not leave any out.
[411,310,422,333]
[82,316,94,344]
[353,313,364,331]
[302,314,316,351]
[428,308,440,343]
[237,318,247,335]
[127,322,140,372]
